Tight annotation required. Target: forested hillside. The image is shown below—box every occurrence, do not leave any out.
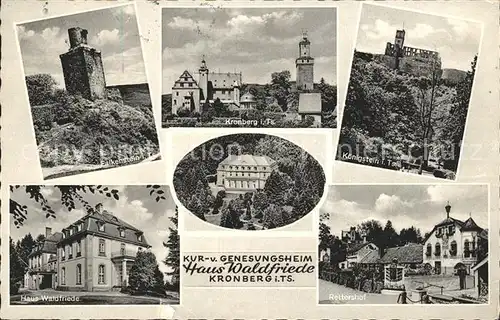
[338,51,476,177]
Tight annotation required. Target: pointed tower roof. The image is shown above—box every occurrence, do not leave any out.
[461,216,483,232]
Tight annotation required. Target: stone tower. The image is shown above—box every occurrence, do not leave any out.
[198,56,209,103]
[60,27,106,101]
[232,80,240,107]
[394,29,405,57]
[296,31,314,91]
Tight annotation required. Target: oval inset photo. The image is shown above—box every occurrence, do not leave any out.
[173,134,326,231]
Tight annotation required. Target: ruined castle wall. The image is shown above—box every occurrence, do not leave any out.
[398,56,443,79]
[60,49,90,98]
[83,49,106,100]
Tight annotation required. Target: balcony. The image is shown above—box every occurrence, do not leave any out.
[111,249,138,261]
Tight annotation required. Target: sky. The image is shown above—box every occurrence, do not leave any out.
[356,4,482,71]
[10,185,176,278]
[162,8,337,94]
[17,4,147,88]
[320,184,489,239]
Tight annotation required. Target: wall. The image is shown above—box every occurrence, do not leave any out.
[60,49,90,98]
[172,87,200,114]
[83,49,106,100]
[423,225,464,273]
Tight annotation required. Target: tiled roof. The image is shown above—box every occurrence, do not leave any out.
[378,243,423,264]
[29,232,63,257]
[173,70,199,88]
[60,206,151,247]
[298,93,322,114]
[461,217,483,232]
[209,72,242,89]
[219,154,276,167]
[346,242,369,254]
[358,250,380,264]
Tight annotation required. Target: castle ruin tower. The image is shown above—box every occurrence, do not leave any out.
[60,27,106,101]
[198,56,209,104]
[394,29,406,57]
[296,31,314,91]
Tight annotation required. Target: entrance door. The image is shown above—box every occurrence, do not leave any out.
[434,261,442,274]
[40,274,52,289]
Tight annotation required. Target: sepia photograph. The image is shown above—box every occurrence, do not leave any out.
[173,133,326,230]
[336,4,482,180]
[16,4,161,180]
[161,8,337,128]
[9,185,179,305]
[318,184,489,304]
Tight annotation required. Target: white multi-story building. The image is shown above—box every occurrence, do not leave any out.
[216,154,278,194]
[423,202,487,275]
[23,204,151,292]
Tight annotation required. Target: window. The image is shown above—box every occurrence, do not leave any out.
[98,264,105,284]
[426,243,432,256]
[61,247,65,260]
[464,240,470,258]
[450,241,457,256]
[97,222,105,232]
[137,234,143,242]
[173,99,177,105]
[99,239,106,256]
[119,229,125,238]
[435,243,441,257]
[77,224,82,232]
[61,267,66,285]
[176,92,179,96]
[189,83,193,87]
[120,243,125,255]
[76,240,81,257]
[70,228,74,236]
[76,264,82,285]
[68,244,73,259]
[180,83,184,88]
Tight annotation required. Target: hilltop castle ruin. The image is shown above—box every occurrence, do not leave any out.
[379,29,442,78]
[60,27,107,101]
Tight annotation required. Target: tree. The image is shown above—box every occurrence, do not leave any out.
[213,98,229,117]
[317,77,337,113]
[441,55,477,171]
[128,250,163,293]
[263,204,290,229]
[16,233,35,272]
[359,220,384,248]
[270,71,291,110]
[263,171,289,206]
[319,212,334,250]
[382,220,400,248]
[212,190,226,215]
[399,226,422,245]
[10,237,24,295]
[25,74,58,106]
[163,206,180,292]
[186,180,214,221]
[412,56,441,174]
[219,201,243,229]
[252,191,268,219]
[10,185,168,227]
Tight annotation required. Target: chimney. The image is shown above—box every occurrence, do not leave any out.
[45,227,52,237]
[445,201,451,219]
[68,27,88,49]
[95,203,103,214]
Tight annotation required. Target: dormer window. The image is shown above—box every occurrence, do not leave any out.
[97,221,105,232]
[77,223,82,232]
[136,232,143,242]
[70,228,74,236]
[119,228,125,238]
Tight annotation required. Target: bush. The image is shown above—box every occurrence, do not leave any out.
[25,74,58,106]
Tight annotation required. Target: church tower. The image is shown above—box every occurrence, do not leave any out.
[60,27,106,101]
[198,56,209,103]
[296,31,314,91]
